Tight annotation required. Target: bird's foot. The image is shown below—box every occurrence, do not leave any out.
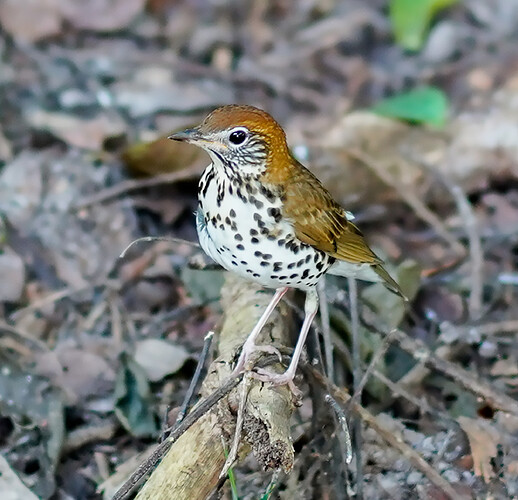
[231,341,283,377]
[251,367,303,401]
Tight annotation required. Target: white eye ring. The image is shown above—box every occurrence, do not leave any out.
[228,127,249,146]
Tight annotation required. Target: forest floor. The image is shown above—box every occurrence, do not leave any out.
[1,1,518,499]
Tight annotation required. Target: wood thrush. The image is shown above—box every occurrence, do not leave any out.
[170,105,405,387]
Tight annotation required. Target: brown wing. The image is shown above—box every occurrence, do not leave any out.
[282,161,381,265]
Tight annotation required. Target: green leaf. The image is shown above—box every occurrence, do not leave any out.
[371,87,449,126]
[389,0,459,51]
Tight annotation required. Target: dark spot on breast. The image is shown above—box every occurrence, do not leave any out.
[229,209,236,218]
[305,255,311,263]
[267,207,282,222]
[251,237,259,244]
[273,262,282,272]
[271,275,278,279]
[216,214,221,221]
[277,239,285,247]
[254,251,262,257]
[237,244,244,250]
[260,185,276,202]
[225,217,231,225]
[237,189,247,203]
[253,213,262,221]
[288,263,295,269]
[252,272,260,278]
[302,269,310,279]
[219,224,224,230]
[262,253,272,260]
[290,273,298,279]
[231,260,237,266]
[241,260,248,265]
[250,228,258,236]
[234,234,243,241]
[260,261,269,267]
[254,199,264,209]
[279,276,287,280]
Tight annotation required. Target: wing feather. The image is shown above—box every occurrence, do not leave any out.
[282,161,381,264]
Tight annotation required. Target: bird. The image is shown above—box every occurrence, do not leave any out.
[169,105,405,388]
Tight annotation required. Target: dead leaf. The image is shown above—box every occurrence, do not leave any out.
[26,110,126,151]
[0,151,43,228]
[0,455,39,500]
[122,136,204,176]
[113,79,233,117]
[507,460,518,476]
[134,339,190,382]
[59,0,145,32]
[316,111,446,208]
[0,249,25,302]
[458,416,500,483]
[490,359,518,377]
[0,126,13,162]
[55,348,116,403]
[0,0,62,43]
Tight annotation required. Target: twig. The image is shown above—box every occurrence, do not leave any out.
[174,331,214,428]
[160,331,215,442]
[74,167,203,210]
[348,329,396,407]
[112,374,242,500]
[348,277,363,499]
[317,279,334,380]
[475,320,518,336]
[372,369,438,417]
[9,281,111,321]
[120,236,200,259]
[219,373,252,479]
[401,152,484,318]
[63,421,118,454]
[449,185,483,319]
[307,367,463,500]
[391,329,518,415]
[346,148,466,256]
[324,394,353,464]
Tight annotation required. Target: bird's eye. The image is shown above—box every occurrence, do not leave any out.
[228,128,248,146]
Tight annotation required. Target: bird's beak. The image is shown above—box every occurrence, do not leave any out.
[168,128,203,143]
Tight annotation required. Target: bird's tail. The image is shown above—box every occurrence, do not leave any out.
[372,264,407,301]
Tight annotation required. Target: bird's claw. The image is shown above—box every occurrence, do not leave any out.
[251,367,303,401]
[231,342,283,377]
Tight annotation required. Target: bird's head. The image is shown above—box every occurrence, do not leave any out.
[169,105,291,180]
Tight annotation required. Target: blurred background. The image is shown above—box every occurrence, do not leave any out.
[1,0,518,498]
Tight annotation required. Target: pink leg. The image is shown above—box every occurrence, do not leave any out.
[231,287,289,376]
[253,289,319,386]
